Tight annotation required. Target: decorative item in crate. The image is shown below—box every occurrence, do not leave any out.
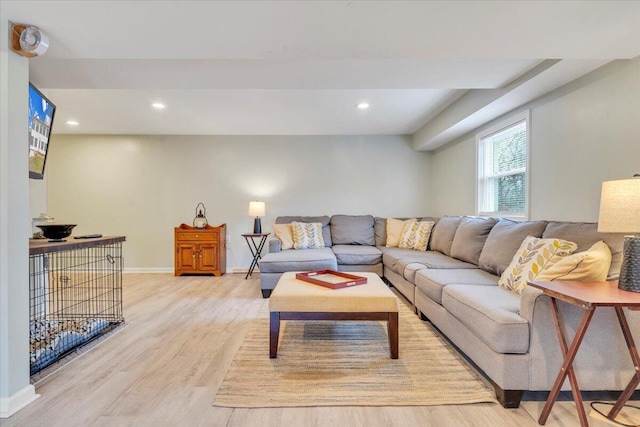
[295,270,367,289]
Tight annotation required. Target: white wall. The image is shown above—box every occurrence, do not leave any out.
[431,58,640,221]
[29,179,47,231]
[46,135,431,271]
[0,19,38,417]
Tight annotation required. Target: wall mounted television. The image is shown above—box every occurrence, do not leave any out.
[28,83,56,179]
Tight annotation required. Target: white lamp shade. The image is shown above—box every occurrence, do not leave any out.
[248,201,266,218]
[598,178,640,233]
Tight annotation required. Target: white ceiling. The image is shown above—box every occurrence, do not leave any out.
[2,1,639,144]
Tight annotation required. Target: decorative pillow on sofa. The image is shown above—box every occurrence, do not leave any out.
[498,236,578,293]
[398,221,435,251]
[386,218,416,247]
[291,222,325,249]
[534,241,612,282]
[273,224,294,250]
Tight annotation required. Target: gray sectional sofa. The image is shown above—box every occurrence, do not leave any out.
[259,214,639,408]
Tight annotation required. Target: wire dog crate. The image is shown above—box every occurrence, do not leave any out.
[29,236,125,375]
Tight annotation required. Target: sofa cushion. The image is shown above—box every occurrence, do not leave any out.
[276,216,332,247]
[332,244,382,265]
[542,221,623,280]
[415,268,499,304]
[478,219,547,276]
[498,236,578,293]
[398,221,435,251]
[273,224,294,250]
[442,285,529,354]
[380,247,477,278]
[450,217,497,265]
[259,248,337,273]
[292,222,325,249]
[386,218,417,247]
[429,216,462,255]
[402,263,429,283]
[374,217,387,246]
[330,215,375,246]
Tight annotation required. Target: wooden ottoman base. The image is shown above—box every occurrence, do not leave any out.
[269,311,399,359]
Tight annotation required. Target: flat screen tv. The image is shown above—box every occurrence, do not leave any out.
[28,83,56,179]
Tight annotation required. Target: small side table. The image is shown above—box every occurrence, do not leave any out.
[242,233,270,279]
[528,280,640,427]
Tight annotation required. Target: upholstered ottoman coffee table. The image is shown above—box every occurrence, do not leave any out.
[269,271,399,359]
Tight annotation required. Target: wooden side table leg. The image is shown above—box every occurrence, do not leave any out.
[270,311,280,358]
[388,312,399,359]
[539,299,595,426]
[608,307,640,420]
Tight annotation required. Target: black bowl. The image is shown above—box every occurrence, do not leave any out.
[37,224,77,240]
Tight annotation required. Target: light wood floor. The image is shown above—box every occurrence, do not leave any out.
[3,273,615,427]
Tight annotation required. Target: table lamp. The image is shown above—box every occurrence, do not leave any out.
[248,201,266,234]
[598,175,640,292]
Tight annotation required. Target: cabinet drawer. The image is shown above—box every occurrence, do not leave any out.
[176,232,218,241]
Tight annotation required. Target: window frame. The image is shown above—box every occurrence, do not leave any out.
[475,110,530,220]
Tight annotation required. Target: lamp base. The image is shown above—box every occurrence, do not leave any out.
[253,218,262,234]
[618,236,640,292]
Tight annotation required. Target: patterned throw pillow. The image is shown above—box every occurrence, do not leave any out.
[273,224,294,250]
[498,236,578,293]
[535,241,611,282]
[386,218,417,247]
[291,222,325,250]
[398,221,435,252]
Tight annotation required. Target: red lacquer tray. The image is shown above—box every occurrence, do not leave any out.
[295,270,368,289]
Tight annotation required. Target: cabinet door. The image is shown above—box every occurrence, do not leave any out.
[176,243,198,271]
[198,243,219,271]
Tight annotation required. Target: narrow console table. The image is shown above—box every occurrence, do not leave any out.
[174,224,226,276]
[528,280,640,427]
[242,233,269,279]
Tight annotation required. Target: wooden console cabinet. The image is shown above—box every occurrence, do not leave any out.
[174,223,226,276]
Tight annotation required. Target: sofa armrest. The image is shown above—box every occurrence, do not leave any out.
[519,286,545,322]
[269,238,282,253]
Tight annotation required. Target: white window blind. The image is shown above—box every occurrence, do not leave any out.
[477,112,529,218]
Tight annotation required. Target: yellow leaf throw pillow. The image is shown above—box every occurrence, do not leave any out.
[499,236,578,293]
[291,222,325,250]
[399,221,435,252]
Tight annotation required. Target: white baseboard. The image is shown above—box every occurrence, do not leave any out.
[0,385,39,418]
[123,268,254,275]
[123,268,173,273]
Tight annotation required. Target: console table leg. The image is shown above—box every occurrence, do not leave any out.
[608,307,640,420]
[539,299,594,426]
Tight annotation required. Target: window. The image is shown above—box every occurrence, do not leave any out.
[477,111,529,219]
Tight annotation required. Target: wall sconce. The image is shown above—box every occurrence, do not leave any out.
[598,175,640,292]
[193,202,208,229]
[248,201,266,234]
[10,23,49,58]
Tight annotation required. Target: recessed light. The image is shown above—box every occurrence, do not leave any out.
[151,102,166,109]
[66,120,79,126]
[356,102,370,110]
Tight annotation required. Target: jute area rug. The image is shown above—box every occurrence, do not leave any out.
[213,301,497,407]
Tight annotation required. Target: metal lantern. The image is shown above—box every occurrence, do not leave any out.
[193,202,208,228]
